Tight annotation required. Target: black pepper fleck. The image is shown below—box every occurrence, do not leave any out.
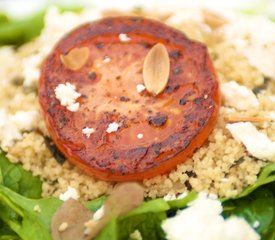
[95,42,104,49]
[88,71,97,80]
[148,113,168,127]
[165,84,180,93]
[169,50,181,59]
[139,42,151,49]
[119,96,130,102]
[179,98,187,105]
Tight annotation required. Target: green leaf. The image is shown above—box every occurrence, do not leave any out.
[0,11,45,46]
[222,163,275,201]
[122,198,170,218]
[85,195,107,212]
[119,212,166,240]
[0,219,20,240]
[222,164,275,240]
[0,184,62,240]
[167,191,197,209]
[0,153,42,198]
[0,5,86,47]
[115,198,169,240]
[95,218,118,240]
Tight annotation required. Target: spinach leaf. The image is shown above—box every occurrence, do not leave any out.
[0,5,85,47]
[0,184,62,240]
[85,195,107,212]
[117,199,170,240]
[95,192,197,240]
[0,11,45,46]
[119,212,167,240]
[222,164,275,240]
[123,198,170,218]
[0,153,42,198]
[0,218,20,240]
[222,163,275,201]
[167,191,197,209]
[95,218,118,240]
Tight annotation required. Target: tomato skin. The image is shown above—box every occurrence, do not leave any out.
[39,17,220,181]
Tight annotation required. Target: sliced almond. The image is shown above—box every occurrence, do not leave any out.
[202,9,228,29]
[51,198,92,240]
[143,43,170,96]
[60,47,89,71]
[224,115,272,123]
[84,182,144,239]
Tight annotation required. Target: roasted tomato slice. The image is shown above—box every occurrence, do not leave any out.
[39,17,220,181]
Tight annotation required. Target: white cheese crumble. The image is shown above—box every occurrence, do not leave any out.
[137,133,143,139]
[226,122,275,162]
[33,204,41,213]
[103,56,111,63]
[106,122,120,133]
[269,111,275,120]
[119,33,131,42]
[222,15,275,79]
[130,229,143,240]
[162,195,260,240]
[54,82,81,112]
[164,192,188,201]
[58,222,69,232]
[253,221,260,228]
[93,205,105,221]
[59,186,80,201]
[136,84,146,93]
[221,81,259,110]
[22,54,42,87]
[0,109,40,150]
[82,127,95,138]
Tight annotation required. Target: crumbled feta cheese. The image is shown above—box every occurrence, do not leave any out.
[221,81,259,110]
[137,133,143,139]
[10,110,40,130]
[58,222,69,232]
[66,102,80,112]
[253,221,260,228]
[106,122,120,133]
[82,127,95,138]
[103,56,111,63]
[130,229,143,240]
[119,33,131,42]
[223,15,275,79]
[162,195,260,240]
[93,205,105,221]
[221,178,230,183]
[59,186,80,201]
[0,109,40,150]
[23,53,42,87]
[164,192,188,201]
[163,194,177,201]
[226,122,275,162]
[223,217,260,240]
[208,193,218,200]
[136,84,146,93]
[33,204,41,213]
[269,111,275,120]
[54,82,81,112]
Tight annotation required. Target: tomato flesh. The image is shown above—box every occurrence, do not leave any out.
[39,17,220,181]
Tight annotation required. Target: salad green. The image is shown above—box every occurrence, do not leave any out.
[0,6,83,46]
[0,152,275,239]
